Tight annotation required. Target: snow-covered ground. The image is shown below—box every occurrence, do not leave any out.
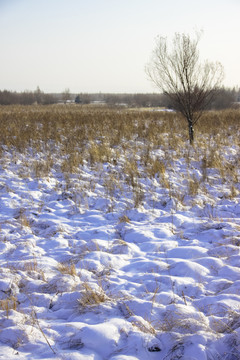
[0,108,240,359]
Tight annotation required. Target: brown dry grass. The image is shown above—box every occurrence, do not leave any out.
[0,105,239,209]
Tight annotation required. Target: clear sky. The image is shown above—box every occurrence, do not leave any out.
[1,0,240,93]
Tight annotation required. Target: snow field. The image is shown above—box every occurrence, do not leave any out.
[0,106,240,359]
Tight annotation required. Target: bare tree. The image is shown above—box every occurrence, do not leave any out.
[146,32,224,144]
[62,88,71,104]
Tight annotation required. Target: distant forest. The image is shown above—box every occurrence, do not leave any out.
[0,87,239,109]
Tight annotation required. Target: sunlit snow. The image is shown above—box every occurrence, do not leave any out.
[0,108,240,359]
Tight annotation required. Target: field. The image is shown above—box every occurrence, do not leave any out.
[0,105,240,360]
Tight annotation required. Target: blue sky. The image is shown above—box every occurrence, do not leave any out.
[1,0,240,93]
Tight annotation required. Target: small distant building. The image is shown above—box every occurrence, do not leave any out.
[90,100,106,106]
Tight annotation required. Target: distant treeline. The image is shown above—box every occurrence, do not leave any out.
[0,87,56,105]
[0,87,239,109]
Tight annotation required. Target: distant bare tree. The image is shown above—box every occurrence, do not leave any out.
[146,32,224,144]
[62,88,71,104]
[34,86,44,104]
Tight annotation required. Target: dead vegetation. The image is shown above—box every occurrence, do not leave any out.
[0,105,239,355]
[0,105,239,212]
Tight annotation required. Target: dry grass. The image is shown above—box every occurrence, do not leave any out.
[57,262,77,276]
[118,215,131,223]
[132,318,157,335]
[77,283,110,311]
[0,105,239,354]
[14,208,31,228]
[0,296,18,318]
[0,105,239,213]
[188,177,200,196]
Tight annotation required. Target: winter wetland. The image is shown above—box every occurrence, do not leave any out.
[0,105,240,359]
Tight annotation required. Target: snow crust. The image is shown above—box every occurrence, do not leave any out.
[0,129,240,359]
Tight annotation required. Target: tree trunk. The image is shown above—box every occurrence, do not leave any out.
[188,120,194,145]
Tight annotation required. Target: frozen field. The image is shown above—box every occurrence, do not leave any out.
[0,106,240,359]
